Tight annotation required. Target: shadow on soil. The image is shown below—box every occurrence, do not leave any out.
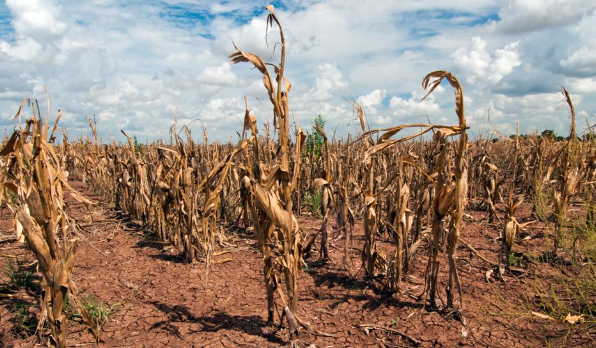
[305,264,426,313]
[149,302,285,345]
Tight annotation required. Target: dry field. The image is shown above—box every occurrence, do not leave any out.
[1,6,595,348]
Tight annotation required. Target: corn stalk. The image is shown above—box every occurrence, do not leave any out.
[230,5,304,340]
[0,103,98,347]
[553,88,580,253]
[419,71,468,312]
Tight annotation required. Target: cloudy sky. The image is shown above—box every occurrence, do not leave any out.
[0,0,595,142]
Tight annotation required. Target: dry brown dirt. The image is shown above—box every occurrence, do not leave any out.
[0,181,593,347]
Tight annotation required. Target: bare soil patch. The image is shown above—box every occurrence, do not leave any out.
[1,181,592,347]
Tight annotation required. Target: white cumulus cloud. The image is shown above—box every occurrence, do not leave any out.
[451,37,520,86]
[389,89,442,121]
[198,63,239,86]
[0,0,593,140]
[494,0,596,34]
[357,89,386,114]
[560,47,596,77]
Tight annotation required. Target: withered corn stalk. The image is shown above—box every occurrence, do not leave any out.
[336,138,355,271]
[484,161,499,223]
[0,101,98,347]
[553,88,581,253]
[419,71,468,311]
[75,116,245,266]
[387,158,412,291]
[356,72,468,302]
[500,124,523,272]
[230,5,304,340]
[347,98,382,279]
[198,139,250,278]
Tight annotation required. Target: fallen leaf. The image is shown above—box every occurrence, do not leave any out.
[564,313,585,325]
[485,269,493,282]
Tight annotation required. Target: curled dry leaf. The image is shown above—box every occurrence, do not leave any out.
[564,313,585,325]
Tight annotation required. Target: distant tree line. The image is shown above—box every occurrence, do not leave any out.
[497,129,594,142]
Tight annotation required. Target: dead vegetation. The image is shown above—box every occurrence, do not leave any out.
[1,5,595,347]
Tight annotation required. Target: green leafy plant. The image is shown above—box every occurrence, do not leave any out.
[133,135,144,157]
[489,267,596,347]
[530,263,596,323]
[4,258,35,290]
[62,296,82,321]
[10,300,37,337]
[304,191,322,216]
[566,218,596,261]
[302,265,313,273]
[509,251,522,267]
[305,115,325,160]
[81,295,119,329]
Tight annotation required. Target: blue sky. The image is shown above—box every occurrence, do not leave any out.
[0,0,594,141]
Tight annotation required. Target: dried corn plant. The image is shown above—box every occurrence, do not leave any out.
[0,101,98,347]
[483,161,499,222]
[553,88,581,253]
[198,139,250,277]
[355,71,468,308]
[119,130,150,222]
[346,98,384,279]
[335,139,355,271]
[420,71,468,312]
[412,149,434,252]
[498,125,524,273]
[387,158,412,291]
[12,11,596,345]
[230,5,305,340]
[61,110,248,271]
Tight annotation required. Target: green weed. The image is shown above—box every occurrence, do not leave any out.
[530,264,596,322]
[133,135,144,157]
[4,258,35,290]
[304,115,325,160]
[532,177,549,222]
[81,295,119,329]
[304,191,322,216]
[509,251,522,267]
[9,300,36,337]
